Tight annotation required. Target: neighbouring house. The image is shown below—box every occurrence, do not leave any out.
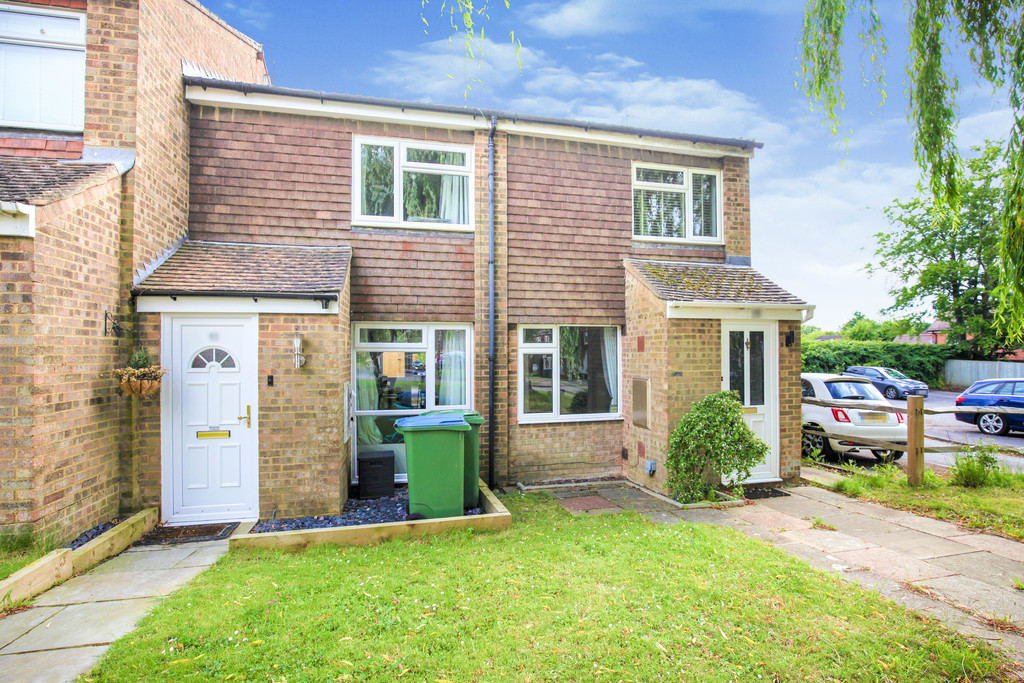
[0,0,267,540]
[2,1,812,537]
[894,321,949,344]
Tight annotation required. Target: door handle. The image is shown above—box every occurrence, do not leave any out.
[237,405,251,428]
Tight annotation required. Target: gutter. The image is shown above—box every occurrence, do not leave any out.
[487,115,497,491]
[0,201,36,238]
[133,290,339,309]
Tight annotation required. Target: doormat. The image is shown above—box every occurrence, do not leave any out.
[743,487,790,500]
[134,522,239,546]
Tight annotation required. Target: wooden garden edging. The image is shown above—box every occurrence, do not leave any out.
[0,507,158,607]
[230,481,511,552]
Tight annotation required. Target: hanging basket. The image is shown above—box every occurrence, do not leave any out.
[119,377,162,397]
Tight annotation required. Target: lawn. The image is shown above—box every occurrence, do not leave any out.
[85,494,1010,682]
[0,532,52,583]
[832,463,1024,541]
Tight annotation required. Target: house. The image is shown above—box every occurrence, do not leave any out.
[894,321,949,344]
[0,0,267,540]
[2,1,811,537]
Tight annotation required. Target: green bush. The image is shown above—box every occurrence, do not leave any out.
[801,340,955,386]
[665,391,769,503]
[947,444,1019,488]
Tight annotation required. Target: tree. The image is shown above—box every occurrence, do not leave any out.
[800,1,1024,341]
[838,313,927,341]
[869,143,1007,358]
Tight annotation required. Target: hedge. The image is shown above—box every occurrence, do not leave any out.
[801,341,955,386]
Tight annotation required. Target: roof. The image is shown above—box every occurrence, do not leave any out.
[0,157,118,205]
[183,76,763,153]
[133,241,351,300]
[625,258,807,306]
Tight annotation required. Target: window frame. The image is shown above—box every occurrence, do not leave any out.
[351,135,474,232]
[631,161,724,245]
[517,325,622,424]
[0,4,85,132]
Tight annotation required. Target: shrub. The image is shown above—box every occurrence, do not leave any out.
[949,444,1003,488]
[665,391,769,503]
[801,340,954,386]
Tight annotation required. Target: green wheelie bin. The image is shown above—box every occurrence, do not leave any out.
[422,409,484,508]
[395,413,470,519]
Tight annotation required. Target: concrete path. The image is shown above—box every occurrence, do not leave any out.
[0,539,230,683]
[549,479,1024,671]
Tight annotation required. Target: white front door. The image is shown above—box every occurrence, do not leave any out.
[165,315,259,523]
[722,321,779,483]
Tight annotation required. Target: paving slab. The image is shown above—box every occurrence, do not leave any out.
[0,598,157,654]
[642,511,681,525]
[0,645,108,683]
[34,565,207,606]
[787,486,857,506]
[597,486,651,501]
[954,534,1024,564]
[756,495,842,519]
[87,546,198,574]
[800,466,847,487]
[920,574,1024,624]
[0,607,63,650]
[672,508,746,527]
[729,506,812,532]
[930,551,1024,590]
[890,514,971,539]
[615,497,679,513]
[584,507,624,516]
[781,528,877,553]
[544,488,600,500]
[811,511,904,537]
[559,495,616,512]
[174,544,228,568]
[865,528,976,560]
[771,541,861,574]
[832,546,956,582]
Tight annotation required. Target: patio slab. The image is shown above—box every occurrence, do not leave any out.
[929,551,1024,590]
[729,506,812,533]
[756,495,842,519]
[0,645,107,683]
[0,607,63,650]
[598,486,653,501]
[34,565,207,606]
[673,508,745,527]
[920,574,1024,623]
[780,528,877,553]
[831,546,957,583]
[615,497,679,513]
[954,533,1024,564]
[867,529,977,560]
[0,598,157,654]
[559,495,618,513]
[87,546,197,574]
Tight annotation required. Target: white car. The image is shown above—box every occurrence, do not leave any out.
[801,373,906,461]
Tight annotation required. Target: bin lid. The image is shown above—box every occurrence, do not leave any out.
[395,414,471,431]
[421,409,484,425]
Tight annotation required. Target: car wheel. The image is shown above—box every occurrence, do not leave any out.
[883,386,899,400]
[802,429,833,458]
[977,413,1010,436]
[871,449,904,462]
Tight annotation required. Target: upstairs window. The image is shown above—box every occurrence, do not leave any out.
[0,5,85,132]
[632,163,722,243]
[353,136,473,231]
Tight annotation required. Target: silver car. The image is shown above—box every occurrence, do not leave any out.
[801,373,906,461]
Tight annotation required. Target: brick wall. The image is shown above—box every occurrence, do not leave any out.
[188,107,477,321]
[0,138,84,159]
[0,177,123,540]
[506,135,749,325]
[723,156,751,260]
[778,320,802,482]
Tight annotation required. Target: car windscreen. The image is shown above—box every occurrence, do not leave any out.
[824,381,884,400]
[882,367,910,380]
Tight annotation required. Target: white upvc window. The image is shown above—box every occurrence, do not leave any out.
[352,322,473,483]
[352,136,474,231]
[631,162,723,244]
[0,5,85,132]
[518,325,621,424]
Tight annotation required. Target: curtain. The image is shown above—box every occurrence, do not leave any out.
[356,359,383,445]
[602,327,618,411]
[439,175,467,225]
[437,329,466,405]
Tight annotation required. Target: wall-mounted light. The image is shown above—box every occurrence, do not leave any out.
[784,330,796,347]
[293,335,306,368]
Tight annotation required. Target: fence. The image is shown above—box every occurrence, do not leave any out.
[945,359,1024,390]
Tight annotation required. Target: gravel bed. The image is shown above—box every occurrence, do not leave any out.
[250,489,483,534]
[67,519,123,549]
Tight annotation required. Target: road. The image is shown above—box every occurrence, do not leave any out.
[836,390,1024,473]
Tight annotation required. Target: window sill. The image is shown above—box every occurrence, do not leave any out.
[517,414,624,426]
[351,221,474,234]
[632,235,724,246]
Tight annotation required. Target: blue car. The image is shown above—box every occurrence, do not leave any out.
[841,366,930,399]
[954,378,1024,435]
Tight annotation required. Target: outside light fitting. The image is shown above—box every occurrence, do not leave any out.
[293,335,306,369]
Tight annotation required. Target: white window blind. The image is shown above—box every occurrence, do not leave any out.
[0,6,85,132]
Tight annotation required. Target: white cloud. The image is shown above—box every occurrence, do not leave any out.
[593,52,643,70]
[223,1,271,31]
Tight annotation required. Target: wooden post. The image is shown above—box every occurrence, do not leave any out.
[907,395,925,486]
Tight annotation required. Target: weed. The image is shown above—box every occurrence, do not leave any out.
[810,517,837,531]
[949,444,1004,488]
[1012,576,1024,592]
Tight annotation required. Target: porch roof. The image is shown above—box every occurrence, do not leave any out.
[625,258,806,306]
[133,241,351,301]
[0,157,118,205]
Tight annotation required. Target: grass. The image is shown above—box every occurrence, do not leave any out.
[85,494,1011,682]
[0,531,55,583]
[832,461,1024,541]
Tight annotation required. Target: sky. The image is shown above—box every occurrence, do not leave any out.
[203,0,1012,331]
